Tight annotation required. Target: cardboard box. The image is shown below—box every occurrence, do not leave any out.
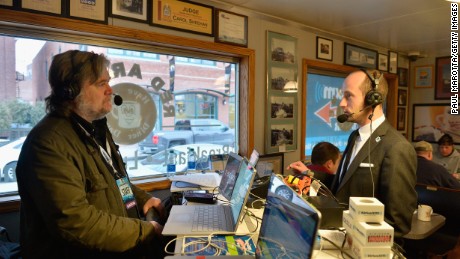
[349,197,384,222]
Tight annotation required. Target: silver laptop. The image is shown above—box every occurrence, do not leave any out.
[162,158,255,236]
[166,174,322,257]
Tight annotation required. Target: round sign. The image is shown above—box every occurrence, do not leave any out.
[106,83,157,145]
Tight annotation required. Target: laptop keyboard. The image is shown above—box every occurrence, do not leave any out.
[192,206,226,231]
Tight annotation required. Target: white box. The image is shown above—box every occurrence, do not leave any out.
[342,210,354,235]
[351,239,391,258]
[353,221,394,247]
[349,197,384,222]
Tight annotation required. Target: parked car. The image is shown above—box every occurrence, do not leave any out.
[138,119,235,155]
[0,137,26,182]
[137,143,234,177]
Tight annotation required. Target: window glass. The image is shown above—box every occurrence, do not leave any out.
[0,35,238,194]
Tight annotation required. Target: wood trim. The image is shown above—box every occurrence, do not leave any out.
[0,8,255,211]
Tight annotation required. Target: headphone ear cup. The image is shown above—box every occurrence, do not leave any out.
[62,82,79,100]
[365,90,383,107]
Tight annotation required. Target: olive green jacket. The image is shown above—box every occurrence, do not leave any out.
[17,113,159,258]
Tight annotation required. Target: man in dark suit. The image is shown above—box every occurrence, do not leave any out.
[331,69,417,238]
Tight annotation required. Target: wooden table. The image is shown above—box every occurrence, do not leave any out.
[403,213,446,240]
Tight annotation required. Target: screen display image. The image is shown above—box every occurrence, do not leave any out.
[230,160,254,223]
[256,175,320,259]
[219,152,243,200]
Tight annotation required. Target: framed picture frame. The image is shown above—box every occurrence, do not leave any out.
[414,65,434,88]
[266,31,298,154]
[397,107,406,131]
[255,153,284,178]
[316,37,333,61]
[435,56,452,100]
[343,43,377,69]
[378,53,388,71]
[398,89,407,106]
[151,0,214,36]
[0,0,16,9]
[214,9,248,47]
[21,0,64,15]
[110,0,149,22]
[388,51,398,74]
[412,103,460,144]
[398,67,408,86]
[68,0,107,24]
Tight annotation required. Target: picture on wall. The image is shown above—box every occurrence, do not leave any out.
[344,43,377,69]
[270,95,294,119]
[269,66,296,91]
[110,0,148,22]
[270,124,294,147]
[414,65,434,88]
[378,53,388,71]
[397,107,406,131]
[398,89,407,106]
[435,56,452,100]
[412,104,460,144]
[266,31,298,154]
[316,36,333,61]
[398,67,408,86]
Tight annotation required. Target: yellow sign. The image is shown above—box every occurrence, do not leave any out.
[152,0,213,35]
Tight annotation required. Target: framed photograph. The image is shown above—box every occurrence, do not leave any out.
[397,107,406,131]
[270,123,295,148]
[21,0,64,15]
[270,95,295,119]
[435,56,452,100]
[151,0,213,36]
[215,9,248,47]
[398,89,407,106]
[255,153,284,178]
[0,0,16,9]
[378,53,388,71]
[388,51,398,74]
[68,0,107,24]
[266,31,298,154]
[343,43,377,69]
[269,66,296,91]
[412,103,460,144]
[414,65,434,88]
[316,37,333,61]
[110,0,149,22]
[398,67,408,86]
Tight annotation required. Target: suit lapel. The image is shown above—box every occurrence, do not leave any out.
[338,121,391,190]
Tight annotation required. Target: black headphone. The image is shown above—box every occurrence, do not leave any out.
[61,50,88,100]
[361,69,383,107]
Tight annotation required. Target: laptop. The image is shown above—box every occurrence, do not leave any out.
[170,152,243,195]
[162,158,255,236]
[166,174,322,258]
[248,149,259,168]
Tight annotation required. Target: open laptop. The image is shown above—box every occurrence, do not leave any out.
[166,174,322,257]
[162,158,255,236]
[219,152,244,200]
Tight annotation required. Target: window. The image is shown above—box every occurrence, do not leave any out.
[0,35,239,195]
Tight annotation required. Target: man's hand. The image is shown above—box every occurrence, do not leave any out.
[287,161,307,174]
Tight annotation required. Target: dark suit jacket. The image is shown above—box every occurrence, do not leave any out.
[416,156,460,189]
[331,120,417,238]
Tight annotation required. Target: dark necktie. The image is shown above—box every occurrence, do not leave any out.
[339,130,360,183]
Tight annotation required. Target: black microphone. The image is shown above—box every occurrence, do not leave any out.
[113,94,123,106]
[336,104,375,123]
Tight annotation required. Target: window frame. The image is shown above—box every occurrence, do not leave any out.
[0,8,255,212]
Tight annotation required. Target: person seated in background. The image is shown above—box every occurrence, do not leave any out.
[287,141,340,189]
[414,141,460,189]
[433,134,460,181]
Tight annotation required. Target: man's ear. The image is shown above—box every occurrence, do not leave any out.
[324,159,334,170]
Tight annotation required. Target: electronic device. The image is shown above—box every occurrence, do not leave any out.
[361,69,383,107]
[162,158,255,236]
[183,191,216,204]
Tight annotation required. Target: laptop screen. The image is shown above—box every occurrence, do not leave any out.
[256,174,321,258]
[229,159,254,225]
[219,152,243,200]
[248,149,259,168]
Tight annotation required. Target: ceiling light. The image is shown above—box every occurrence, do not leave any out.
[283,81,298,93]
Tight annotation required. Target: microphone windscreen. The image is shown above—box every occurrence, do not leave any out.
[114,94,123,106]
[337,113,349,123]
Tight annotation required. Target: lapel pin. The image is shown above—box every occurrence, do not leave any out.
[375,136,381,142]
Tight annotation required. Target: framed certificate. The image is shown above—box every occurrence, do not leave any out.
[215,9,248,47]
[68,0,107,24]
[21,0,64,15]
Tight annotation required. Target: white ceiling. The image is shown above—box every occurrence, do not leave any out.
[208,0,451,59]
